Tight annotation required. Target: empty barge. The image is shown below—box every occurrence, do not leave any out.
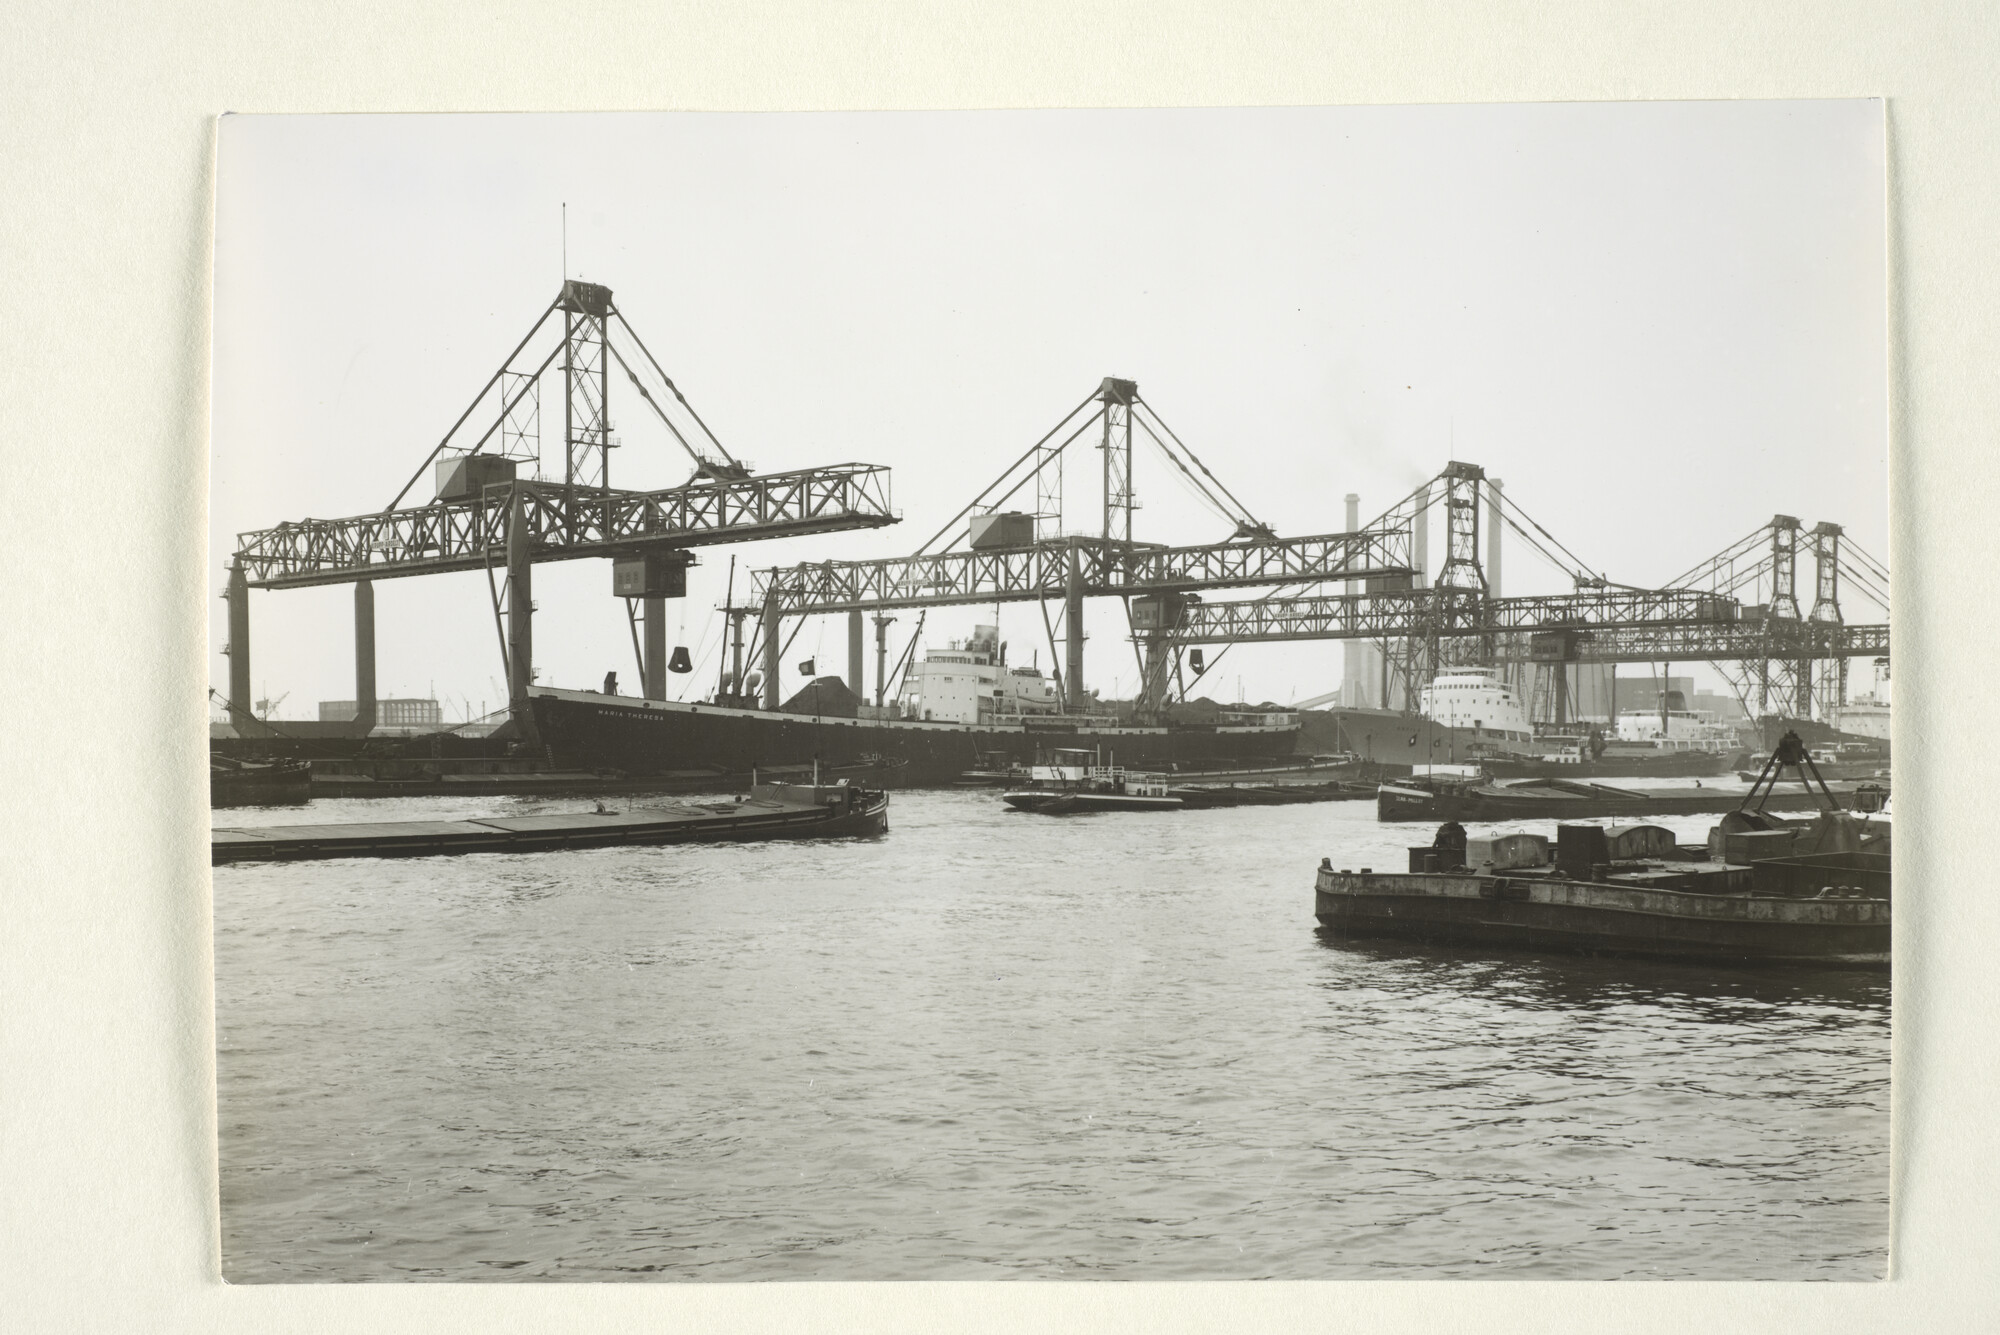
[212,782,888,865]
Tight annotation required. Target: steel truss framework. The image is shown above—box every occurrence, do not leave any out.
[1440,620,1890,665]
[1172,587,1752,646]
[752,529,1414,613]
[236,279,897,591]
[746,438,1887,722]
[237,464,896,590]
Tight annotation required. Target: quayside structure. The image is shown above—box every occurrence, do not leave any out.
[221,280,898,741]
[747,379,1889,727]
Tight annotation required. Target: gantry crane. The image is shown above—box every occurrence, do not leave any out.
[222,280,898,739]
[745,381,1888,725]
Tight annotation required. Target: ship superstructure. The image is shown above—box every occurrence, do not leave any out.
[1614,707,1744,754]
[1417,668,1534,747]
[894,625,1068,724]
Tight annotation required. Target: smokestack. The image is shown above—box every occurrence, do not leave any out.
[1487,477,1502,598]
[1341,493,1364,707]
[1344,493,1361,592]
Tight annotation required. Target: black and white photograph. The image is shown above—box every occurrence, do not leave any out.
[206,103,1891,1282]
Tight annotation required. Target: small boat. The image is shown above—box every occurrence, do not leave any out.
[1002,750,1184,813]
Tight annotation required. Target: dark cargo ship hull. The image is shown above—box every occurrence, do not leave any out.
[528,687,1299,787]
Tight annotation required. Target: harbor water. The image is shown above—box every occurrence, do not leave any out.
[214,790,1889,1281]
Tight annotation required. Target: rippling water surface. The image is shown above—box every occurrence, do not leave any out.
[214,791,1888,1281]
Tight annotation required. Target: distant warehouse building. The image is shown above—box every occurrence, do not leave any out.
[319,698,445,727]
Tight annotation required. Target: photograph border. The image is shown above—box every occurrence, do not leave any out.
[4,2,1993,1332]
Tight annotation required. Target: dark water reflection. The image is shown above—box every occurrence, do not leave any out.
[215,792,1887,1281]
[1315,929,1892,1014]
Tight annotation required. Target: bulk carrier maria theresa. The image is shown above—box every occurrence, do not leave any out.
[528,625,1301,787]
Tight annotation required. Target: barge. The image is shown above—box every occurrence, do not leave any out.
[1376,774,1884,823]
[212,780,888,865]
[1315,820,1889,967]
[304,754,903,799]
[1002,749,1372,813]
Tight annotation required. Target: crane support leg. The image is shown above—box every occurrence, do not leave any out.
[1065,542,1086,711]
[873,614,892,708]
[226,560,252,730]
[761,591,782,710]
[729,611,747,706]
[643,596,667,700]
[1139,632,1173,721]
[848,608,864,698]
[506,489,539,743]
[354,579,377,733]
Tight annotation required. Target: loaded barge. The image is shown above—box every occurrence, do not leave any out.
[1322,732,1891,966]
[212,781,888,865]
[1315,820,1888,967]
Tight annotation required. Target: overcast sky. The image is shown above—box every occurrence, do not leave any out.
[211,102,1886,718]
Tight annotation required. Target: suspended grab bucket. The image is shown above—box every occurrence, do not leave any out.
[668,645,693,674]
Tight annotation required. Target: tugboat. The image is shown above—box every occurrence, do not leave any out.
[1000,747,1374,813]
[1001,749,1183,814]
[1319,732,1890,966]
